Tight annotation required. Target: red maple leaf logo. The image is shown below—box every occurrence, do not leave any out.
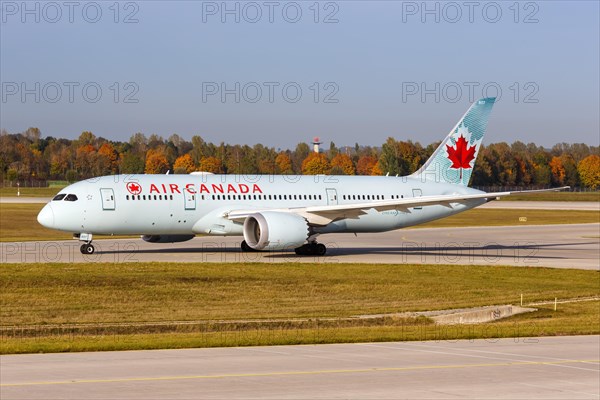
[126,182,142,195]
[446,134,477,179]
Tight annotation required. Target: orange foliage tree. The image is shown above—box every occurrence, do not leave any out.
[144,149,170,174]
[173,154,196,174]
[275,153,293,174]
[199,156,224,173]
[329,153,355,175]
[577,155,600,189]
[301,153,330,175]
[356,155,378,175]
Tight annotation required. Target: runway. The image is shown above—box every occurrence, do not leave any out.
[1,336,598,399]
[1,223,598,269]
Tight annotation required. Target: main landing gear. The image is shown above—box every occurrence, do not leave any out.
[294,242,327,256]
[240,240,327,256]
[77,233,95,254]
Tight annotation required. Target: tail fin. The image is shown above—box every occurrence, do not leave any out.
[411,97,496,186]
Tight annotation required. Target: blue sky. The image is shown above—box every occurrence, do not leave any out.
[1,1,598,148]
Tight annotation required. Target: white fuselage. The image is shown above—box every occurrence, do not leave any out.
[38,174,486,236]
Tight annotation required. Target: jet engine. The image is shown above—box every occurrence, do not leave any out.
[243,212,309,250]
[142,234,195,243]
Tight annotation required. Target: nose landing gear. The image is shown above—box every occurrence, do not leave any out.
[80,243,95,254]
[76,233,95,254]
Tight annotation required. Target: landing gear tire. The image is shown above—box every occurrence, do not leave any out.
[241,240,256,252]
[80,243,95,255]
[295,243,327,256]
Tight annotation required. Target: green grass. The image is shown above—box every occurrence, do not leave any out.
[0,186,64,197]
[1,203,598,242]
[499,191,599,202]
[0,262,598,354]
[2,301,597,354]
[417,208,599,228]
[0,203,72,241]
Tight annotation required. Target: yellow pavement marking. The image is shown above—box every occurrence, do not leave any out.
[2,359,598,387]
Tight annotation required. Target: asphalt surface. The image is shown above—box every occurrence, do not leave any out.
[1,336,598,399]
[2,223,598,269]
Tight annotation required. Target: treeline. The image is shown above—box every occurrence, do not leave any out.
[1,128,599,189]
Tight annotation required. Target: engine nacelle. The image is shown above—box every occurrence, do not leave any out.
[142,234,195,243]
[243,212,309,250]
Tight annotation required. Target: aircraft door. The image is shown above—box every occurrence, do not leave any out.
[184,190,196,210]
[100,188,116,210]
[412,188,423,210]
[326,188,338,205]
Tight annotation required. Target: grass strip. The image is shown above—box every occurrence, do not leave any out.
[1,301,597,354]
[1,204,598,242]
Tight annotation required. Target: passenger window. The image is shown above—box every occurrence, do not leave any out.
[126,195,129,200]
[52,194,66,201]
[319,195,322,200]
[64,194,78,201]
[154,195,157,200]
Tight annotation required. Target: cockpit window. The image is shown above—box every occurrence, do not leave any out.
[52,194,66,201]
[64,194,78,202]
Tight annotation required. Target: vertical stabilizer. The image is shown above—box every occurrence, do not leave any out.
[411,98,496,186]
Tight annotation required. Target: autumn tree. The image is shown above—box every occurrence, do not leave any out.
[356,155,378,175]
[98,142,119,174]
[199,156,223,173]
[173,154,196,174]
[144,149,170,174]
[275,152,293,174]
[329,153,355,175]
[301,152,330,175]
[549,156,566,185]
[577,154,600,189]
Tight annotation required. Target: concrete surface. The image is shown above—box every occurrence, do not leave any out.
[1,223,598,269]
[1,336,598,399]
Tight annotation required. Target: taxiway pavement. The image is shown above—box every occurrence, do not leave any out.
[1,223,598,269]
[1,335,598,399]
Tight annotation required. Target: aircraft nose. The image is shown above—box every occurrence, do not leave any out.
[37,203,55,228]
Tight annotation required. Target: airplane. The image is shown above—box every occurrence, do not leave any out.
[37,97,567,255]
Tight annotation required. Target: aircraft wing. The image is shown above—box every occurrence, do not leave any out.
[226,186,569,226]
